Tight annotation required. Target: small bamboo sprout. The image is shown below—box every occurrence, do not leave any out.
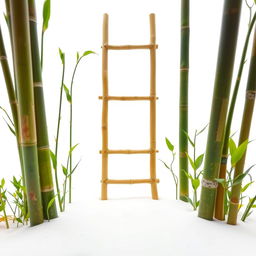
[198,0,242,220]
[227,25,256,225]
[179,0,189,201]
[214,11,256,221]
[9,0,43,226]
[28,0,57,220]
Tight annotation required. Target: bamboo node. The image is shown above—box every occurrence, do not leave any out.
[41,186,54,192]
[221,156,228,164]
[202,178,218,189]
[246,90,256,100]
[0,56,7,61]
[38,145,50,151]
[34,82,43,88]
[29,16,37,23]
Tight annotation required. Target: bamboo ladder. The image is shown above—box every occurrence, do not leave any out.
[100,13,159,200]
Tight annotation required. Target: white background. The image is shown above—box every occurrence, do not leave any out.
[1,0,256,255]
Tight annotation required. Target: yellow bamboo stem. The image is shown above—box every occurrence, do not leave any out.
[99,149,159,154]
[101,13,108,200]
[99,96,158,101]
[149,13,158,200]
[102,179,160,184]
[104,44,158,50]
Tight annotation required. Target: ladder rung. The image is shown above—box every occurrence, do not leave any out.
[103,44,158,50]
[99,96,158,101]
[102,179,160,184]
[100,149,159,154]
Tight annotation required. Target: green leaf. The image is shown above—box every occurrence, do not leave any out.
[192,178,200,190]
[63,84,72,103]
[82,50,96,57]
[69,159,81,177]
[195,154,204,170]
[46,194,58,221]
[231,139,248,167]
[58,48,65,64]
[62,165,68,176]
[3,118,16,136]
[165,137,174,152]
[232,165,254,187]
[184,196,194,209]
[183,170,193,181]
[159,159,170,170]
[16,218,23,224]
[43,0,51,32]
[69,143,79,155]
[183,131,195,147]
[215,178,226,188]
[76,52,79,62]
[185,153,196,171]
[50,150,57,170]
[241,181,254,193]
[1,178,5,188]
[229,138,236,157]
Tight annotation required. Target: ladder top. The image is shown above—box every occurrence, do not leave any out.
[103,44,158,50]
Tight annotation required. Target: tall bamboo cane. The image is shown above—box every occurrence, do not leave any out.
[179,0,189,201]
[9,0,43,226]
[28,0,57,220]
[198,0,242,220]
[227,25,256,225]
[214,12,256,221]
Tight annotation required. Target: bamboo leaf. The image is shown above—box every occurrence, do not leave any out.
[165,137,174,152]
[46,195,58,221]
[241,181,254,192]
[43,0,51,32]
[185,152,196,170]
[58,48,65,64]
[76,52,79,62]
[215,178,226,188]
[1,178,5,188]
[3,118,16,136]
[192,178,200,190]
[82,50,96,57]
[50,150,57,170]
[232,165,254,187]
[69,143,79,155]
[195,154,204,170]
[183,131,195,147]
[62,165,68,176]
[231,139,248,167]
[229,138,237,157]
[63,84,72,103]
[184,196,194,208]
[159,159,170,170]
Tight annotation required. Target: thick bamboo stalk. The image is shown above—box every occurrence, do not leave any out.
[99,96,158,101]
[100,149,159,154]
[103,179,160,184]
[101,13,109,200]
[149,13,158,200]
[179,0,189,201]
[215,12,256,221]
[9,0,43,226]
[227,26,256,225]
[104,44,158,50]
[198,0,242,220]
[28,0,57,220]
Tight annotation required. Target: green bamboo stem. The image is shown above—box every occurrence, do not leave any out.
[54,51,65,212]
[28,0,57,220]
[214,12,256,221]
[198,0,242,220]
[179,0,189,201]
[9,0,43,226]
[227,26,256,225]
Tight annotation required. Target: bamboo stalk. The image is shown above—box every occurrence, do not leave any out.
[100,149,159,154]
[99,96,158,101]
[227,26,256,225]
[179,0,189,201]
[198,0,242,220]
[103,179,160,184]
[28,0,57,220]
[104,44,158,50]
[9,0,43,226]
[101,13,109,200]
[149,13,158,200]
[214,12,256,221]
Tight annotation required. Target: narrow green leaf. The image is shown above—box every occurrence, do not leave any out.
[165,137,174,152]
[196,124,208,136]
[3,118,16,136]
[1,178,5,188]
[183,131,195,147]
[46,195,58,221]
[43,0,51,32]
[82,50,96,57]
[184,196,194,208]
[229,138,237,157]
[232,165,254,187]
[185,152,196,170]
[69,143,79,155]
[76,52,79,62]
[241,181,254,192]
[192,178,200,190]
[62,165,68,176]
[231,139,248,167]
[215,178,226,188]
[159,159,170,170]
[63,84,72,103]
[50,150,57,170]
[195,154,204,170]
[58,48,65,64]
